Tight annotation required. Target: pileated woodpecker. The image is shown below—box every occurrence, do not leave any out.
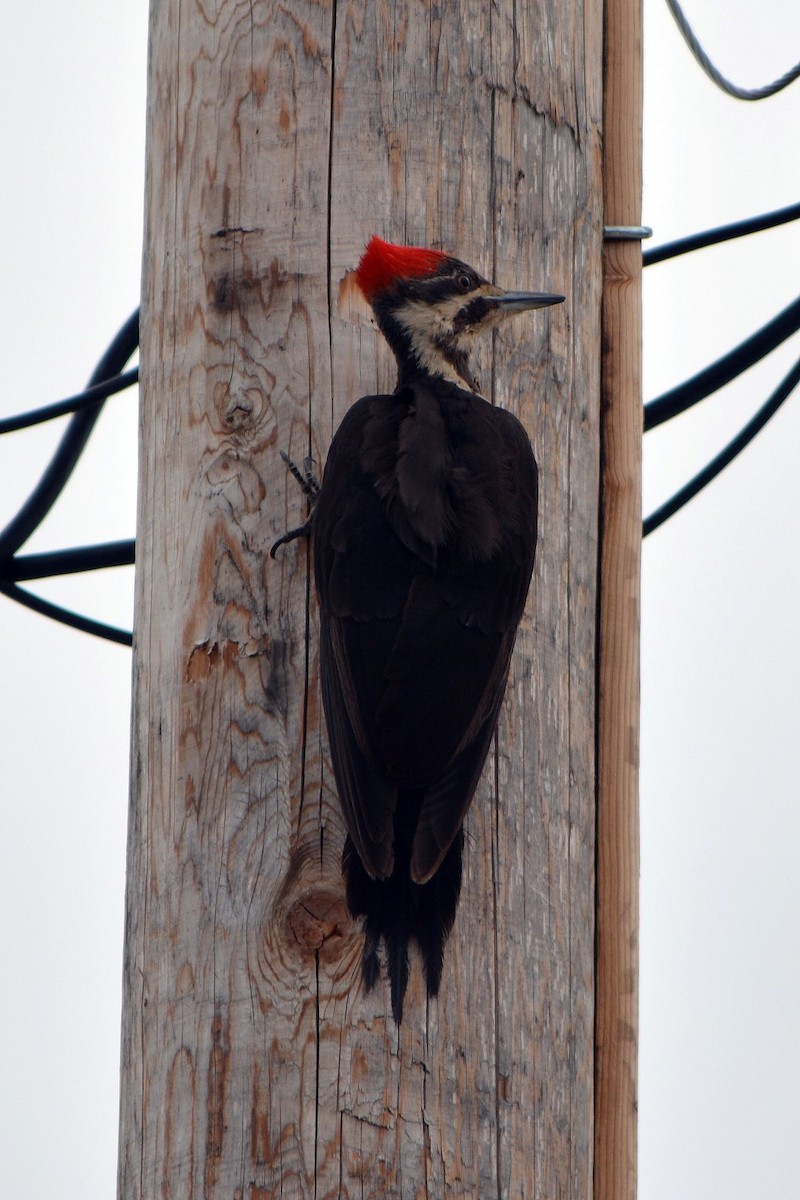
[276,236,563,1021]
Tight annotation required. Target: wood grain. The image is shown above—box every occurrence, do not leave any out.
[595,0,643,1196]
[120,0,604,1196]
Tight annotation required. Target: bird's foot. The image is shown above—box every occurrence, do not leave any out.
[270,451,320,558]
[281,450,320,500]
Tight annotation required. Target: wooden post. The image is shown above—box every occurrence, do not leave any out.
[119,1,606,1197]
[595,0,643,1196]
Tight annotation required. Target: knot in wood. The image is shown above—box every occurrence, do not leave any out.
[282,888,351,963]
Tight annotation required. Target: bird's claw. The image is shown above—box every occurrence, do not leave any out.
[270,451,320,558]
[280,450,320,500]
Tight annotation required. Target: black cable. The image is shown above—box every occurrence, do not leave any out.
[0,308,140,562]
[644,354,800,536]
[645,293,800,430]
[7,539,135,581]
[644,200,800,266]
[0,577,132,646]
[0,368,139,436]
[0,311,139,644]
[665,0,800,101]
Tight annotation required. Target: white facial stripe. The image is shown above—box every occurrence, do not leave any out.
[395,283,504,338]
[395,295,465,339]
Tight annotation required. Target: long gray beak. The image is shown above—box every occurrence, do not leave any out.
[494,290,565,312]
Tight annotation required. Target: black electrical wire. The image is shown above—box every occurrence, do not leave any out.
[7,539,135,582]
[0,367,139,436]
[644,353,800,536]
[665,0,800,101]
[645,292,800,430]
[0,308,140,563]
[0,310,139,644]
[644,200,800,266]
[0,576,133,646]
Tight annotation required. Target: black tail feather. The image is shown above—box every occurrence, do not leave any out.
[343,827,464,1023]
[361,924,382,993]
[411,828,464,998]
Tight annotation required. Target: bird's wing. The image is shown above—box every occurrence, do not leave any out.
[380,569,524,884]
[398,400,539,882]
[408,634,516,884]
[318,616,399,879]
[314,390,538,884]
[314,396,413,879]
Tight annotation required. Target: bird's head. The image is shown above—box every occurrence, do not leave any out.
[355,235,564,391]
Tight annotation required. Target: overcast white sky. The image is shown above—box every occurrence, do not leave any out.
[1,2,799,1197]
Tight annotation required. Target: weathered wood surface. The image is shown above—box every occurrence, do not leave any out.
[595,0,643,1196]
[120,0,604,1196]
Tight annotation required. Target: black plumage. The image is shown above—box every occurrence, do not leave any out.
[276,236,563,1021]
[314,377,538,1020]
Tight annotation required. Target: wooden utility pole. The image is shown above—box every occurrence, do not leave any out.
[119,0,640,1196]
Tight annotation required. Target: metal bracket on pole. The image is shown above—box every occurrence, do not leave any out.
[603,225,653,240]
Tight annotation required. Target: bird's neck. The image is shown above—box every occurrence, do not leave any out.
[380,314,479,393]
[396,354,480,395]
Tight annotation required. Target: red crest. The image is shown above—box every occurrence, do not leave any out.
[355,236,447,302]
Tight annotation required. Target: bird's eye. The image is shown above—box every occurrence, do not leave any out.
[456,272,474,293]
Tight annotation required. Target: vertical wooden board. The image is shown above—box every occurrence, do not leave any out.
[596,0,643,1196]
[121,1,350,1197]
